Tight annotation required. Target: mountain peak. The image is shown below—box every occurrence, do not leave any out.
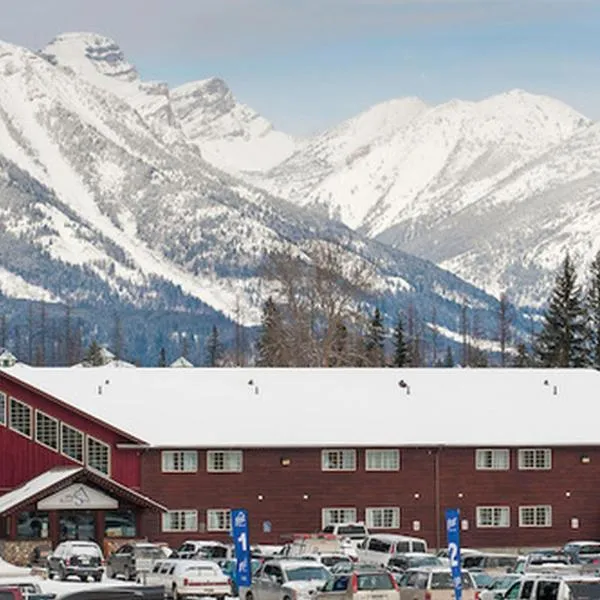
[42,32,138,83]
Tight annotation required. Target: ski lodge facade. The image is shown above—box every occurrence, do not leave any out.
[1,366,599,563]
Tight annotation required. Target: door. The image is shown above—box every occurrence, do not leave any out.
[59,512,96,541]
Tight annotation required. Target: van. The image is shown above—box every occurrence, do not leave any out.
[462,553,521,575]
[322,523,370,542]
[357,535,428,567]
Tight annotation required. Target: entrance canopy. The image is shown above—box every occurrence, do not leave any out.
[0,466,166,517]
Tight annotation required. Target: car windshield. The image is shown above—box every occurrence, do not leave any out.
[431,573,473,589]
[337,526,367,539]
[494,576,520,589]
[357,574,394,590]
[410,556,442,568]
[286,566,330,581]
[321,556,351,567]
[472,573,494,588]
[136,547,164,559]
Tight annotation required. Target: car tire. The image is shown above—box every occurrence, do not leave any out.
[93,574,102,583]
[246,592,254,600]
[60,567,68,581]
[172,585,179,600]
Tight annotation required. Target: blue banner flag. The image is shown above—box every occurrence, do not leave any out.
[445,508,462,600]
[232,508,251,587]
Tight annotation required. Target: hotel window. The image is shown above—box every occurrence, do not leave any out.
[519,505,552,528]
[322,508,357,528]
[162,510,198,532]
[35,411,59,451]
[207,450,243,472]
[476,506,510,528]
[9,397,32,438]
[366,507,400,529]
[321,449,356,471]
[366,449,400,471]
[518,449,552,470]
[0,391,6,426]
[476,449,509,470]
[207,509,231,532]
[61,424,84,463]
[162,450,198,473]
[87,436,111,476]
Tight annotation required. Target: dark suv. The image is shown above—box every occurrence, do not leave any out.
[106,543,169,581]
[47,541,104,582]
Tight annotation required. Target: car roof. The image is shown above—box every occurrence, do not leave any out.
[270,560,324,569]
[564,541,600,546]
[368,534,425,542]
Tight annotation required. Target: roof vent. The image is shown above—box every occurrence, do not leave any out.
[398,380,410,395]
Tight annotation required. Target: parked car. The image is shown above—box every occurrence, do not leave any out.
[58,587,165,600]
[216,558,262,596]
[331,562,381,576]
[462,554,521,575]
[357,536,428,567]
[298,553,355,569]
[562,542,600,565]
[173,540,232,560]
[106,542,169,581]
[0,588,23,600]
[0,582,55,600]
[500,574,600,600]
[386,553,443,574]
[240,559,331,600]
[282,535,357,560]
[316,568,399,600]
[47,541,104,582]
[478,574,522,600]
[397,567,478,600]
[321,523,370,542]
[146,559,231,600]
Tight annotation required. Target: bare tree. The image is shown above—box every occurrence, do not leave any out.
[498,293,512,368]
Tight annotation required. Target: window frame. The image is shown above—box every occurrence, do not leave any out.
[518,505,552,528]
[365,449,400,472]
[9,397,32,439]
[161,450,198,473]
[475,449,510,471]
[35,410,59,452]
[161,510,198,533]
[321,507,358,528]
[365,507,401,529]
[60,423,84,464]
[206,509,232,532]
[518,449,552,471]
[321,449,357,472]
[86,435,111,476]
[476,506,511,528]
[0,391,6,426]
[207,450,243,473]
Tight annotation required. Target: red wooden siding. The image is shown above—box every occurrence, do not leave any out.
[0,376,141,490]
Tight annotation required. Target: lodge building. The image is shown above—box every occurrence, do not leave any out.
[0,366,599,564]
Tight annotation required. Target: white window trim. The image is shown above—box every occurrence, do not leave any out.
[162,510,199,533]
[161,450,198,473]
[366,507,400,529]
[518,448,552,471]
[86,434,111,477]
[207,450,243,473]
[35,409,59,453]
[475,449,510,471]
[0,391,6,427]
[206,509,232,532]
[8,397,32,439]
[365,449,400,472]
[321,507,358,529]
[60,423,85,464]
[321,449,357,472]
[518,505,552,528]
[476,506,511,528]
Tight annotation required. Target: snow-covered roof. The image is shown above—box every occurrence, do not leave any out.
[2,367,600,448]
[170,356,194,368]
[0,466,81,513]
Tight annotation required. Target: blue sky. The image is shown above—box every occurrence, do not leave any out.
[1,0,599,135]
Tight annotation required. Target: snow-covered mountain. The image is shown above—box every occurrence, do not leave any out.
[0,34,511,357]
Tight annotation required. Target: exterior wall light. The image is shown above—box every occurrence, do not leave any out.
[302,494,309,500]
[280,458,291,467]
[581,455,591,464]
[258,494,264,501]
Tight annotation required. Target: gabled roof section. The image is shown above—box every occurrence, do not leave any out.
[0,466,166,515]
[0,367,148,445]
[2,366,600,448]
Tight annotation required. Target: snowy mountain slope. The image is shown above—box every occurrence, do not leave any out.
[170,77,297,173]
[259,90,589,232]
[0,35,515,347]
[392,121,600,306]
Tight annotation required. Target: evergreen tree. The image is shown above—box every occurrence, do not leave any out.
[205,325,223,367]
[113,312,124,361]
[257,297,286,366]
[443,345,454,368]
[537,253,590,367]
[391,313,408,367]
[365,308,385,366]
[84,340,104,366]
[587,251,600,369]
[330,321,350,367]
[158,347,167,367]
[512,342,531,367]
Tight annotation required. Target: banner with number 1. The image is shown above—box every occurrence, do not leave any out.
[232,508,251,587]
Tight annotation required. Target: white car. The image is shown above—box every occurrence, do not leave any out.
[241,559,331,600]
[147,559,232,600]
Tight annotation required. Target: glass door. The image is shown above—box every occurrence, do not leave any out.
[59,511,96,541]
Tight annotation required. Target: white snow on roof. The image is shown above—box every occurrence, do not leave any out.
[3,367,600,448]
[0,466,82,514]
[170,357,194,368]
